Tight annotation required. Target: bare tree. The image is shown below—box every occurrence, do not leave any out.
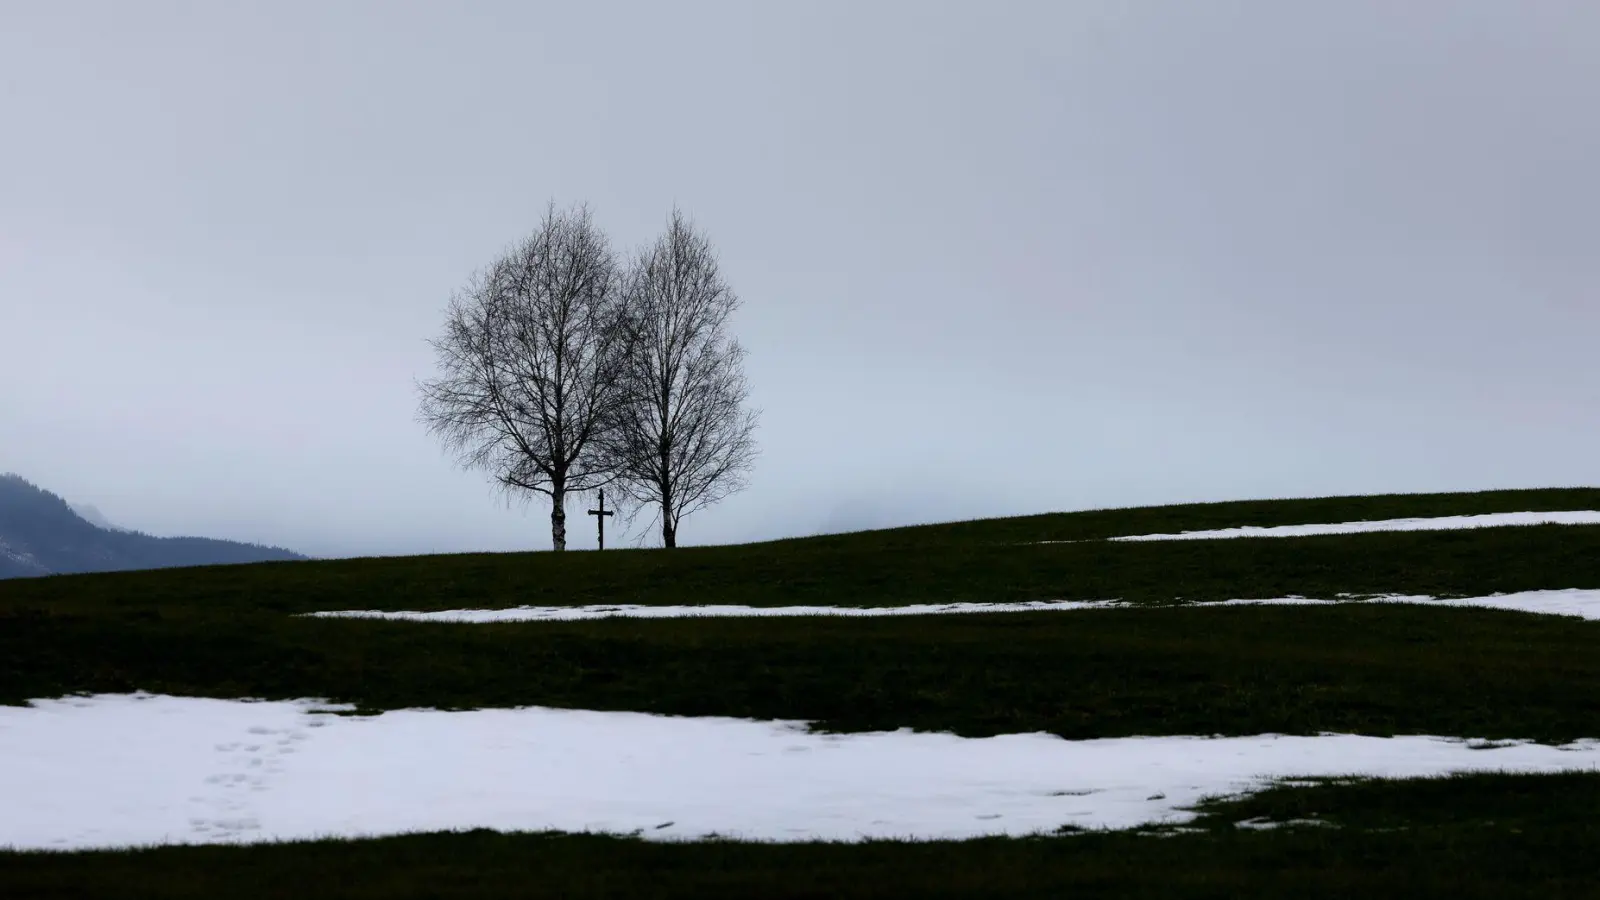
[417,204,625,551]
[607,210,758,548]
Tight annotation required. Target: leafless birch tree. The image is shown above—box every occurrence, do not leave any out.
[607,211,758,548]
[417,204,625,551]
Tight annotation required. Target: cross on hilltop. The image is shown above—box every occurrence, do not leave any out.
[587,489,616,550]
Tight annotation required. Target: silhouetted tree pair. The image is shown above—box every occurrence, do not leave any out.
[418,205,757,550]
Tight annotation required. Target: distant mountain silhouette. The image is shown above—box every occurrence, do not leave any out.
[0,474,308,579]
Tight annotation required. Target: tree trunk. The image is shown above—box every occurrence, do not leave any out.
[551,490,568,552]
[660,472,676,549]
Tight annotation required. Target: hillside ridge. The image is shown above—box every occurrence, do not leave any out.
[0,473,307,579]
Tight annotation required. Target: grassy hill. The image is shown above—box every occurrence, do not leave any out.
[6,486,1600,898]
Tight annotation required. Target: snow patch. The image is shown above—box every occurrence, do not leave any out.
[2,694,1597,850]
[306,589,1600,623]
[1196,588,1600,620]
[1234,816,1335,831]
[1097,510,1600,543]
[307,600,1125,623]
[0,537,47,575]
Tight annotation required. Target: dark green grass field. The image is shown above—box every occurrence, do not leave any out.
[6,487,1600,897]
[9,606,1600,741]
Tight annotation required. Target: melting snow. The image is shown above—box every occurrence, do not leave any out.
[307,600,1122,623]
[2,693,1598,850]
[1195,588,1600,618]
[307,588,1600,623]
[1101,510,1600,542]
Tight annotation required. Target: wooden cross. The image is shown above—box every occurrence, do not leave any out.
[587,489,616,550]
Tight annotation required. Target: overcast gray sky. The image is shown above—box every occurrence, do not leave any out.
[3,1,1597,558]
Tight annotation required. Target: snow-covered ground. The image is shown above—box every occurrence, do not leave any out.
[1100,510,1600,542]
[308,600,1121,623]
[2,693,1597,851]
[306,588,1600,623]
[1194,588,1600,618]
